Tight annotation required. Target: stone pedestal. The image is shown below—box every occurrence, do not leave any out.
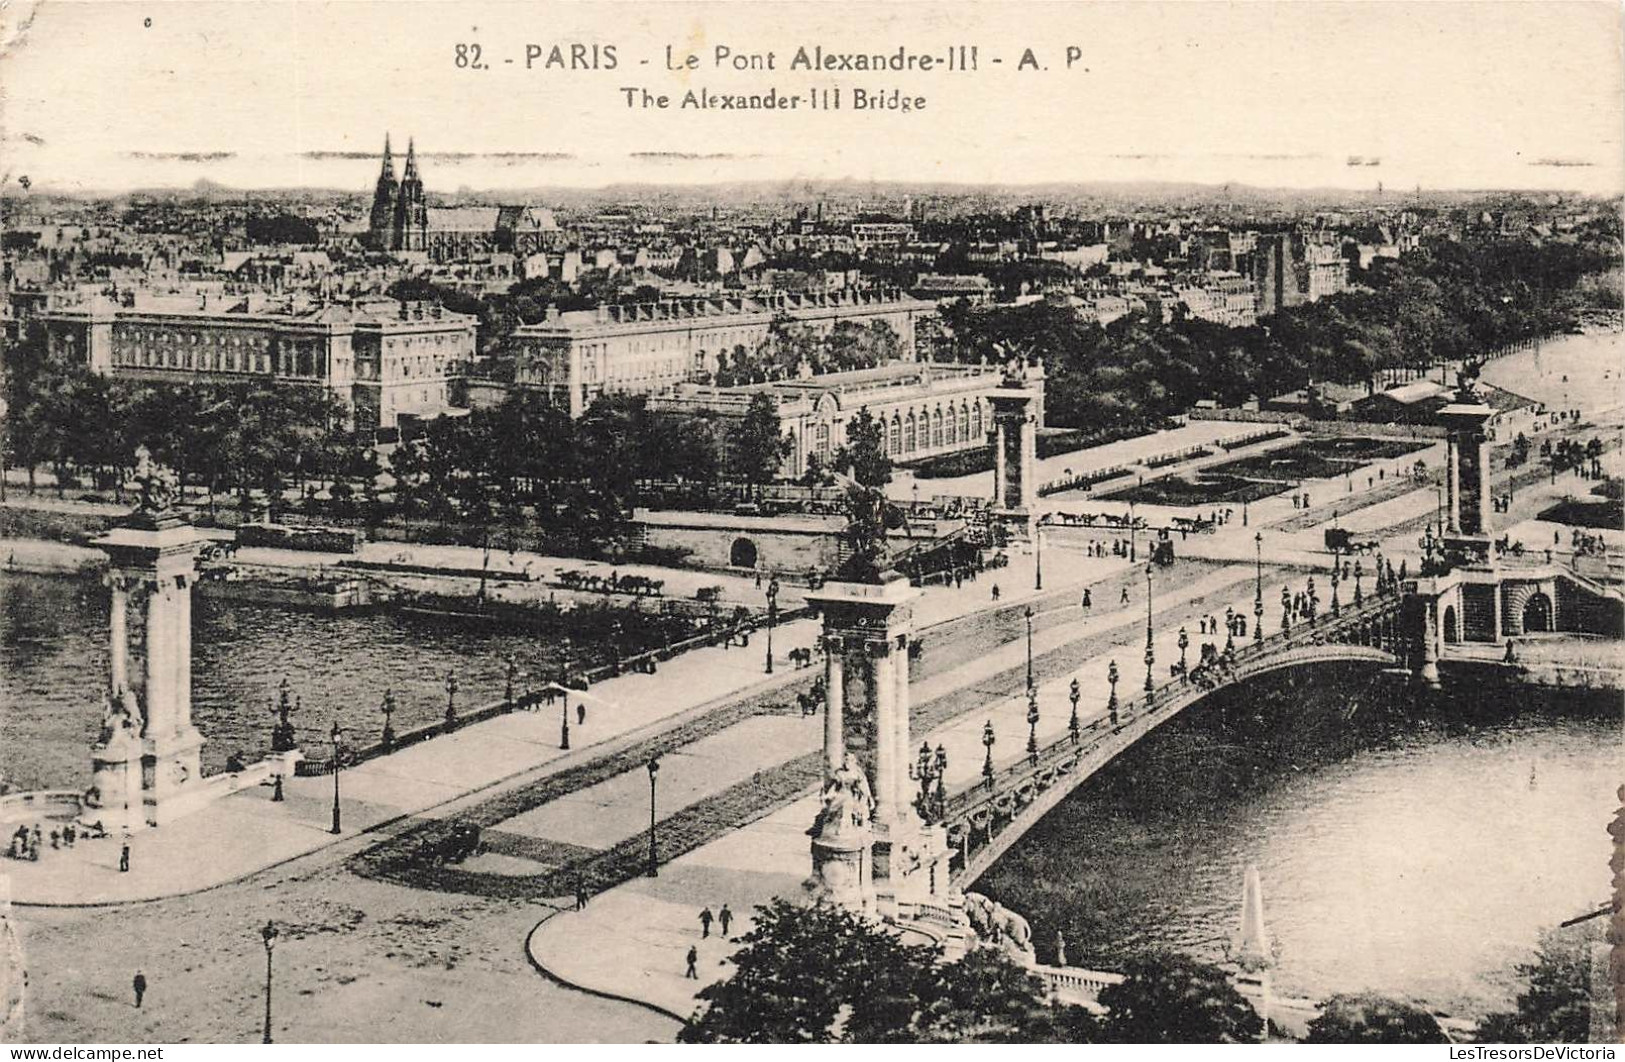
[806,575,951,920]
[93,510,210,826]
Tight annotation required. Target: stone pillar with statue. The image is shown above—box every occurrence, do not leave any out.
[988,352,1045,546]
[805,474,953,923]
[1439,360,1496,569]
[87,448,212,826]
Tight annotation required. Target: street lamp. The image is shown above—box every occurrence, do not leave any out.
[504,656,518,710]
[1143,564,1155,693]
[1353,559,1364,605]
[932,744,947,820]
[270,677,298,753]
[1106,660,1120,726]
[1128,501,1137,562]
[1253,532,1265,643]
[444,671,459,730]
[329,719,344,835]
[981,721,996,786]
[559,678,571,751]
[764,577,780,674]
[1281,585,1292,633]
[379,689,397,751]
[1024,605,1035,690]
[260,920,278,1044]
[1026,686,1040,763]
[1068,677,1081,743]
[646,756,660,877]
[1330,549,1341,615]
[1034,518,1043,591]
[1177,626,1189,674]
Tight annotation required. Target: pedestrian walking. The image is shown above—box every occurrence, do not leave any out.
[133,970,147,1008]
[575,881,589,911]
[685,946,699,980]
[719,904,733,937]
[991,584,1001,602]
[1120,586,1130,605]
[119,843,130,873]
[1080,588,1091,610]
[699,906,714,938]
[576,702,586,725]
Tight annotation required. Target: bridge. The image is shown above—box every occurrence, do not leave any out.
[939,590,1408,884]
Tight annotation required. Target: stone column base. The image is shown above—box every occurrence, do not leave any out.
[143,726,207,826]
[809,831,875,915]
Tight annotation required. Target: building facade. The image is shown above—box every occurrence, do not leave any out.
[37,295,475,431]
[509,288,935,417]
[648,361,1023,479]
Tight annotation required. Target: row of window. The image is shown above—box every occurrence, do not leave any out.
[807,401,985,460]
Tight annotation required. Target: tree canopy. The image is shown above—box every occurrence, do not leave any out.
[1305,993,1448,1043]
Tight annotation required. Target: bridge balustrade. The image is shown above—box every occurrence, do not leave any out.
[938,594,1405,878]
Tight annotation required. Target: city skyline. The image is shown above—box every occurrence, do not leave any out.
[4,1,1623,196]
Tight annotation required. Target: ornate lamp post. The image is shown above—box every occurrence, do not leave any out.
[1143,564,1155,693]
[1253,532,1265,643]
[646,755,660,877]
[1024,605,1035,690]
[1025,686,1040,764]
[1281,585,1292,633]
[1330,549,1341,614]
[1178,626,1189,674]
[1353,559,1364,605]
[504,656,518,710]
[915,741,934,811]
[1106,660,1120,726]
[1306,575,1318,626]
[764,577,780,674]
[558,677,571,751]
[981,720,996,787]
[1034,518,1044,591]
[1067,677,1081,743]
[932,744,947,819]
[379,688,397,751]
[270,677,298,753]
[328,719,344,835]
[443,671,459,730]
[260,920,278,1044]
[1128,501,1138,562]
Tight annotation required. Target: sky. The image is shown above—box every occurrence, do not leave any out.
[2,0,1622,195]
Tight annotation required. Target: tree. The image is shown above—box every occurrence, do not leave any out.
[1095,953,1263,1044]
[1475,927,1601,1043]
[728,393,790,490]
[1305,993,1447,1043]
[679,899,1074,1044]
[834,407,891,489]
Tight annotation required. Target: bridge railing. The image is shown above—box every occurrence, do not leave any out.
[939,592,1404,826]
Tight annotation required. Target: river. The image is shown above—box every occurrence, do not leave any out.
[977,664,1620,1021]
[0,569,590,789]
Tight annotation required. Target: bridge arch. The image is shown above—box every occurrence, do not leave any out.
[1522,592,1553,633]
[730,537,758,569]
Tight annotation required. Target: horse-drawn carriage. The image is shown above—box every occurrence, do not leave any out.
[1324,527,1380,555]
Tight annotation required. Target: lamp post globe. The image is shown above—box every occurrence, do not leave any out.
[1067,677,1081,743]
[1106,660,1120,726]
[328,719,344,835]
[981,720,996,785]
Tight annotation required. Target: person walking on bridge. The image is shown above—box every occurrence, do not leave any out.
[132,970,147,1008]
[719,904,733,937]
[699,906,714,938]
[685,946,699,980]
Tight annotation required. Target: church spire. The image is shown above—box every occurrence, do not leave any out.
[380,133,395,178]
[403,137,419,181]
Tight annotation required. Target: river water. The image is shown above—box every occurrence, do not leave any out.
[0,570,583,788]
[977,665,1621,1020]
